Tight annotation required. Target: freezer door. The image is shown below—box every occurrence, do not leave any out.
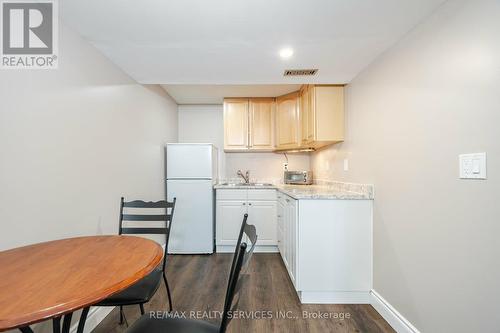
[166,144,215,179]
[167,179,214,254]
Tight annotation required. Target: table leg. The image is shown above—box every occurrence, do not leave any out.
[18,327,34,333]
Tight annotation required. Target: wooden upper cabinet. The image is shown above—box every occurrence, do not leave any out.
[306,85,315,142]
[299,85,345,149]
[299,85,311,144]
[224,98,249,150]
[276,92,300,150]
[312,85,344,144]
[223,85,344,152]
[249,98,275,150]
[224,98,275,151]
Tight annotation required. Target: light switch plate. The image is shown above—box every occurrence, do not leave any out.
[459,153,486,179]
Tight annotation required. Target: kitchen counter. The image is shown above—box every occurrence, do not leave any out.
[277,184,372,200]
[213,183,275,189]
[214,182,374,200]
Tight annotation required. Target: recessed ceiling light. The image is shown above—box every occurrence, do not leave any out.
[279,48,294,59]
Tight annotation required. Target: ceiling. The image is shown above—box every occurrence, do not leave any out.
[61,0,446,86]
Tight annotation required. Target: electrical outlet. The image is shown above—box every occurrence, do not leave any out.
[283,163,288,171]
[343,159,349,171]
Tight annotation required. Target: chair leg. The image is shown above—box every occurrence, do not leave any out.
[77,307,90,333]
[52,317,61,333]
[62,312,73,333]
[139,303,145,315]
[119,305,123,324]
[119,305,128,326]
[163,273,173,312]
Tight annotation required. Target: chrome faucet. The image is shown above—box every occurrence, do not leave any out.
[237,170,250,184]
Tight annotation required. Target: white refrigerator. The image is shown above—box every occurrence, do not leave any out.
[166,143,218,254]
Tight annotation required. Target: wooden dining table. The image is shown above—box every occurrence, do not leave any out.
[0,235,163,333]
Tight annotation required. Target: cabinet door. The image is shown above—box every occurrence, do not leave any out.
[224,99,249,150]
[281,196,297,286]
[216,200,247,246]
[277,198,285,256]
[306,85,316,142]
[288,198,297,285]
[282,199,289,269]
[247,201,277,246]
[314,86,344,142]
[276,92,300,149]
[299,85,309,144]
[249,98,275,150]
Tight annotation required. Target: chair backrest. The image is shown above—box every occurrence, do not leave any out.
[228,213,248,280]
[119,197,177,270]
[219,214,257,333]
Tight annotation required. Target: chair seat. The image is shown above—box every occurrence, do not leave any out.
[126,314,219,333]
[97,268,163,306]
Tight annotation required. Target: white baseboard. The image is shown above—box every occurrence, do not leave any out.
[69,306,115,333]
[299,291,370,304]
[370,290,420,333]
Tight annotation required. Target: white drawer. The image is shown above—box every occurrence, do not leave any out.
[216,189,247,201]
[247,189,276,201]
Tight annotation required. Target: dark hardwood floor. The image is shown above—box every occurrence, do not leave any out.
[93,254,394,333]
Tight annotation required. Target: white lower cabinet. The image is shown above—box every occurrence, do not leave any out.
[216,189,277,252]
[277,193,297,287]
[277,196,285,262]
[278,193,373,304]
[247,201,277,246]
[216,200,247,246]
[217,187,373,304]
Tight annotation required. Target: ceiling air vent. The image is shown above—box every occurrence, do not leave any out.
[283,69,318,76]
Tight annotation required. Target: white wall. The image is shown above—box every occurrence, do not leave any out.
[178,105,310,181]
[311,0,500,332]
[0,22,178,252]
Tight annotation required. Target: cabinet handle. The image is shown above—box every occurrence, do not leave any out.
[248,203,252,206]
[277,215,281,217]
[242,203,246,206]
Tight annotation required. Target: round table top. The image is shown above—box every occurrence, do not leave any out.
[0,235,163,331]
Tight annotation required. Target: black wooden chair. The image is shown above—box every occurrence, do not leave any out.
[78,197,176,331]
[125,213,257,333]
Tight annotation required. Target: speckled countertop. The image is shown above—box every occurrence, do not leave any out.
[213,183,276,190]
[276,184,372,200]
[214,181,374,200]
